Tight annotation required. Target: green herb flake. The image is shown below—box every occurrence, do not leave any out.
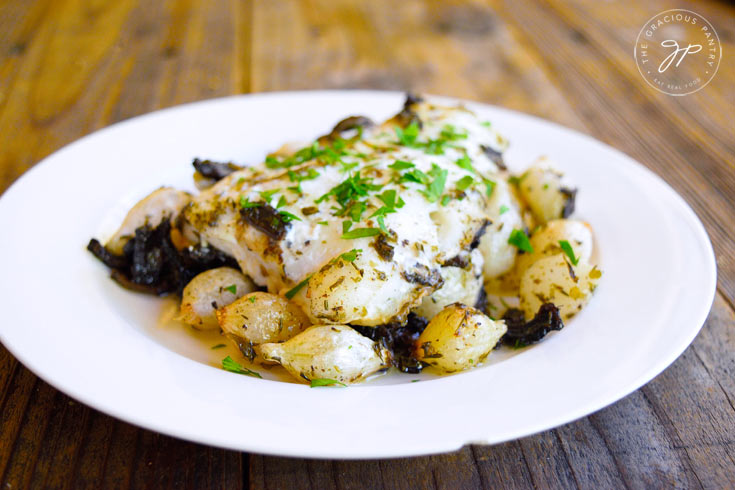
[279,210,302,223]
[341,227,382,239]
[340,161,359,173]
[224,284,237,294]
[483,178,496,197]
[211,344,226,350]
[339,248,362,262]
[455,155,475,173]
[455,175,474,192]
[420,164,448,203]
[389,160,415,171]
[508,229,534,253]
[317,220,329,226]
[221,356,262,378]
[399,169,429,185]
[248,296,257,303]
[441,195,452,206]
[276,195,288,208]
[342,220,353,234]
[395,121,420,146]
[285,275,312,300]
[559,240,579,265]
[259,189,279,202]
[480,121,492,127]
[310,378,347,388]
[499,204,509,215]
[239,196,262,208]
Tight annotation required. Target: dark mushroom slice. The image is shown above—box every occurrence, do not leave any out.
[239,202,292,241]
[392,92,424,128]
[501,303,564,347]
[560,187,577,218]
[480,144,507,171]
[87,218,239,296]
[352,313,429,373]
[320,115,375,143]
[193,158,243,181]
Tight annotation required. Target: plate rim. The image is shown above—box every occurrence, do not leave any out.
[0,90,717,459]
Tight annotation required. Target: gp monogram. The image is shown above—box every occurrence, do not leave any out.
[634,9,721,96]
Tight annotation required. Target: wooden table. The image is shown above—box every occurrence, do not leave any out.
[1,0,733,488]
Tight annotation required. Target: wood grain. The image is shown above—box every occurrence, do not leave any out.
[0,0,733,488]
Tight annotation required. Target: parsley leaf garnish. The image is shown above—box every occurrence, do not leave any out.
[455,155,475,173]
[259,189,279,202]
[338,249,362,262]
[395,122,420,146]
[389,160,415,171]
[224,284,237,294]
[559,240,579,265]
[399,169,429,184]
[482,178,496,197]
[341,227,381,239]
[420,164,448,203]
[455,175,474,192]
[222,356,262,378]
[310,378,347,388]
[279,211,302,223]
[285,275,312,299]
[239,196,262,208]
[508,229,534,253]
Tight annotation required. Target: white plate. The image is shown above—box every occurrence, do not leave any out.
[0,91,716,459]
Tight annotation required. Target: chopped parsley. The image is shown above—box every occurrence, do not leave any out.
[340,161,359,173]
[455,155,475,173]
[224,284,237,294]
[310,378,347,388]
[248,296,257,303]
[420,164,448,203]
[338,248,362,262]
[239,196,262,208]
[559,240,579,265]
[341,227,382,239]
[221,356,262,378]
[441,195,452,206]
[279,210,301,223]
[499,204,509,215]
[508,229,534,253]
[394,123,467,155]
[317,220,329,226]
[399,168,429,185]
[287,168,320,182]
[395,121,420,146]
[316,172,380,210]
[389,160,415,171]
[276,195,288,208]
[482,178,496,197]
[455,175,474,192]
[285,275,312,299]
[259,189,279,202]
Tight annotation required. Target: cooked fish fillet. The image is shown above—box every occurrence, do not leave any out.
[184,98,508,325]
